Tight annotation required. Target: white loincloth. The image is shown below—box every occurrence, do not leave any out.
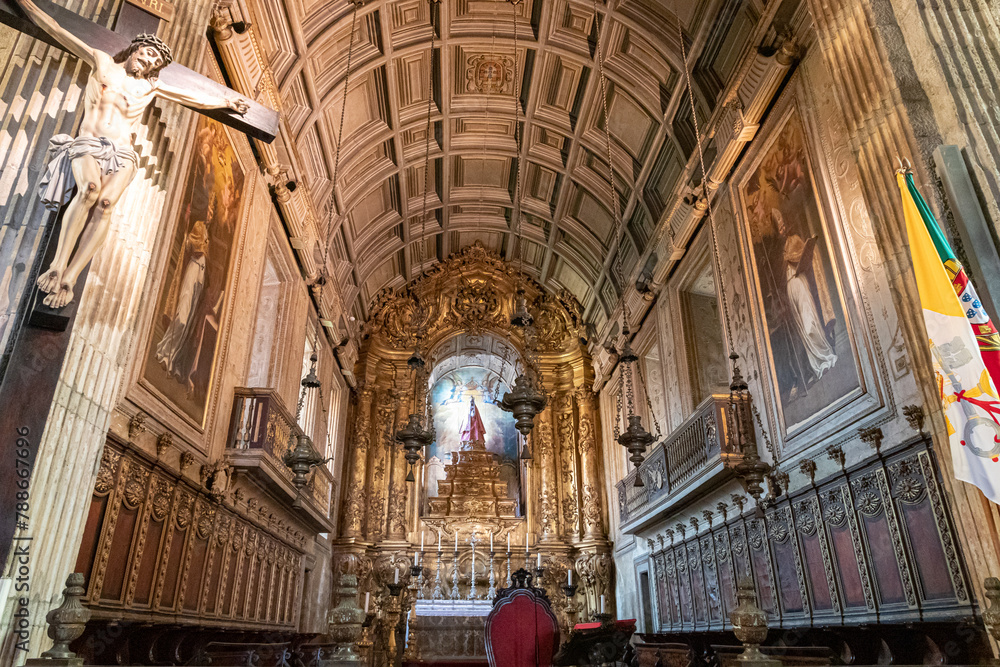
[37,135,139,210]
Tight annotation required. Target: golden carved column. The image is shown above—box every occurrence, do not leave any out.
[575,388,604,541]
[366,390,397,543]
[536,405,560,544]
[343,387,374,539]
[387,382,411,542]
[555,393,580,543]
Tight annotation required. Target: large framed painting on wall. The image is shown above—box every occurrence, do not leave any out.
[737,103,864,437]
[141,116,247,427]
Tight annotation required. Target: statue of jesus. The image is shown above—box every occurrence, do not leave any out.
[16,0,250,309]
[459,396,487,448]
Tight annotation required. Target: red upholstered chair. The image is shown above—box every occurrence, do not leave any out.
[485,568,560,667]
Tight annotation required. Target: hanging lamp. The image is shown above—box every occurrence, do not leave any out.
[284,341,333,507]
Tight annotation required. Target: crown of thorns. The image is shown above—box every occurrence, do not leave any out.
[130,34,174,66]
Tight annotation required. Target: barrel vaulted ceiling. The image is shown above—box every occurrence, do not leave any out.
[249,0,769,328]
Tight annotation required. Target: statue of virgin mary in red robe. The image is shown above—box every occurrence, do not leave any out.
[459,396,487,447]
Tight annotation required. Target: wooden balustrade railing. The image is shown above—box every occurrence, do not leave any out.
[226,387,332,517]
[616,394,739,526]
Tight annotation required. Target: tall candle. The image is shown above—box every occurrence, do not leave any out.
[600,594,606,614]
[525,538,529,555]
[455,531,459,551]
[568,570,573,585]
[537,552,542,568]
[394,567,400,584]
[415,550,420,566]
[438,529,442,551]
[364,592,370,613]
[421,532,425,551]
[507,533,510,552]
[490,533,494,552]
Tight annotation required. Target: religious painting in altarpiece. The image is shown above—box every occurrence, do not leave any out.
[424,366,521,513]
[141,116,247,427]
[735,97,871,443]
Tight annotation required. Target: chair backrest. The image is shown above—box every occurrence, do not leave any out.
[485,573,560,667]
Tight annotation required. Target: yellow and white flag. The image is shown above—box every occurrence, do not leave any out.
[898,171,1000,504]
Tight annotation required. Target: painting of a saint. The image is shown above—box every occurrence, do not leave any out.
[142,116,245,426]
[424,367,521,512]
[740,109,860,432]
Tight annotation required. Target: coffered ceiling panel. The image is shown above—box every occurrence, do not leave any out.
[252,0,725,322]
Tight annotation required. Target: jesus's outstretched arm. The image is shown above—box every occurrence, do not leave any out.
[14,0,97,67]
[157,81,249,114]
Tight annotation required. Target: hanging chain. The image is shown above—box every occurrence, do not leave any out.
[591,0,628,324]
[634,361,662,439]
[511,0,525,282]
[614,386,623,440]
[676,14,733,351]
[417,0,438,271]
[318,1,360,310]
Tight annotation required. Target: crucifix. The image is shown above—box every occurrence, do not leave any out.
[0,0,278,310]
[0,0,278,570]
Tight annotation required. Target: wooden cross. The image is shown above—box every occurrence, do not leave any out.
[0,0,279,142]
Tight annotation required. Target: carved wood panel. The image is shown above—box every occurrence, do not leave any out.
[77,440,304,629]
[649,438,972,632]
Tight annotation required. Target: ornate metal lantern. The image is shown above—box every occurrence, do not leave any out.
[619,415,654,486]
[726,353,771,501]
[510,292,533,328]
[499,372,547,437]
[284,349,332,507]
[396,413,434,482]
[614,323,655,485]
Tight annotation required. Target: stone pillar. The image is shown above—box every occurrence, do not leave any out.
[536,405,560,544]
[342,387,374,539]
[386,383,411,542]
[575,389,604,541]
[555,393,580,542]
